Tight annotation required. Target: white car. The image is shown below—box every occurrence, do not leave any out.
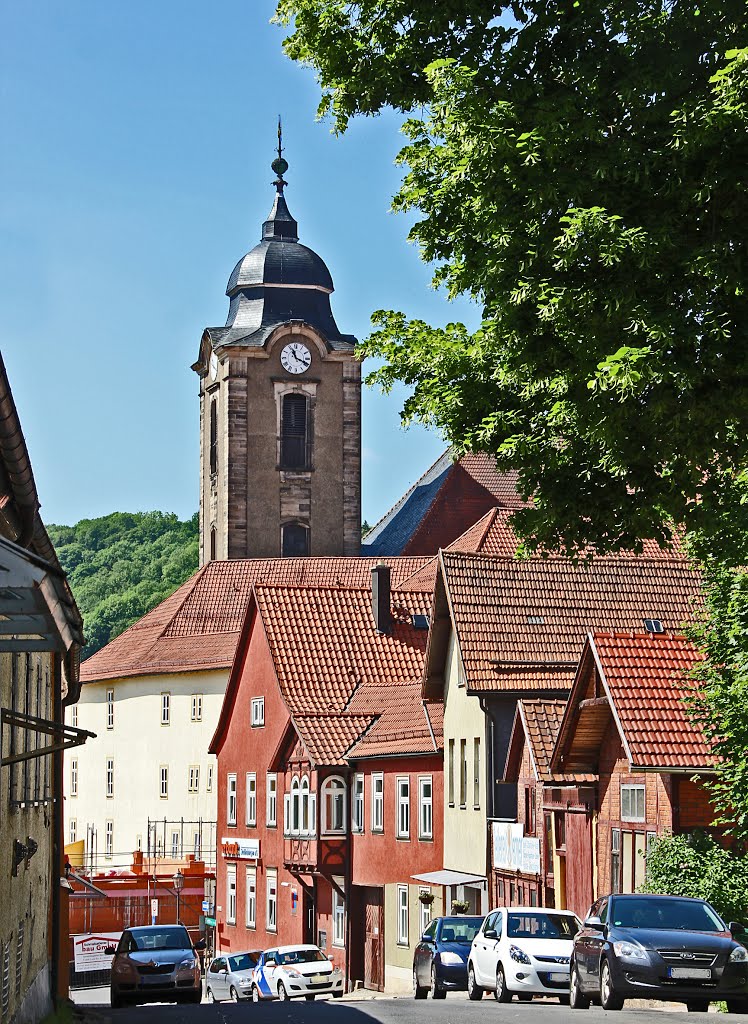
[251,944,344,1001]
[205,950,261,1001]
[467,906,581,1003]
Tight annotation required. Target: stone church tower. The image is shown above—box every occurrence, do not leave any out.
[192,145,361,563]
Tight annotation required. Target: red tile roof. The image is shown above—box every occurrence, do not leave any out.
[432,552,702,694]
[592,631,712,769]
[81,556,430,682]
[293,714,376,766]
[516,700,567,780]
[346,683,441,758]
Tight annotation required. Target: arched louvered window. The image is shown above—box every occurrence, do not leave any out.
[209,399,218,475]
[281,393,309,468]
[282,523,309,557]
[209,527,216,562]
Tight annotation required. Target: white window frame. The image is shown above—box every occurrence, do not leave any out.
[106,758,114,798]
[397,885,409,945]
[171,831,180,858]
[70,758,78,797]
[267,773,277,827]
[291,775,300,834]
[160,765,168,799]
[251,697,265,727]
[621,784,646,822]
[188,765,200,793]
[396,777,410,839]
[321,776,346,834]
[69,818,77,844]
[106,689,114,730]
[267,868,277,932]
[105,820,113,859]
[71,705,78,729]
[332,879,345,947]
[352,773,364,833]
[473,737,481,809]
[418,776,433,840]
[372,773,384,833]
[191,694,203,722]
[246,866,257,928]
[420,888,432,936]
[246,772,257,827]
[193,832,201,857]
[207,764,213,793]
[227,865,237,924]
[301,776,311,834]
[161,692,171,726]
[227,773,237,826]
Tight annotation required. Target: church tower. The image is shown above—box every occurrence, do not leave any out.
[192,137,361,563]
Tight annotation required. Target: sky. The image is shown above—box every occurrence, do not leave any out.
[0,1,479,530]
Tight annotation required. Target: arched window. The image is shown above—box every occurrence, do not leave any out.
[209,399,218,475]
[301,776,310,834]
[281,393,308,468]
[282,523,309,557]
[321,776,346,834]
[291,776,300,834]
[210,527,216,562]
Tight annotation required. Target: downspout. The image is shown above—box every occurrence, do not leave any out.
[480,697,495,911]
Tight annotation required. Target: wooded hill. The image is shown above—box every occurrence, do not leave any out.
[48,511,199,660]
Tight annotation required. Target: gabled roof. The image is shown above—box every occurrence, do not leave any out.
[346,683,442,759]
[292,714,376,766]
[81,556,430,683]
[552,632,712,775]
[505,700,567,783]
[424,552,702,697]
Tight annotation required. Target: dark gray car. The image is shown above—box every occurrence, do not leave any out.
[570,893,748,1013]
[109,925,205,1008]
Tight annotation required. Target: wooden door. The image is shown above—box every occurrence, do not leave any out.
[565,812,594,919]
[364,887,384,991]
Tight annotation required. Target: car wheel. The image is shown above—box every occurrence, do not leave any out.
[600,959,624,1012]
[726,999,748,1013]
[686,1000,710,1012]
[229,985,239,1002]
[188,992,202,1005]
[277,982,289,1001]
[333,991,344,999]
[569,961,590,1010]
[431,965,446,1000]
[206,988,215,1004]
[467,964,483,1000]
[413,966,428,999]
[110,992,124,1010]
[518,993,533,1001]
[495,963,512,1003]
[252,986,260,1003]
[305,994,316,1001]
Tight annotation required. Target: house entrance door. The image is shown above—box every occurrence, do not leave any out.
[303,888,315,944]
[364,887,384,991]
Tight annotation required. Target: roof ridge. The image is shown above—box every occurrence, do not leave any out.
[363,449,453,544]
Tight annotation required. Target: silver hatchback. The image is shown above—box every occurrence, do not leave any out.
[205,951,262,1002]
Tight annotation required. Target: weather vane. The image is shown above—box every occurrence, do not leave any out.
[271,115,289,193]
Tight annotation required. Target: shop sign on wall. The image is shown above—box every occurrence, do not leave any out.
[492,822,541,875]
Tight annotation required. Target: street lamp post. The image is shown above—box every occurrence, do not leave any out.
[173,869,184,925]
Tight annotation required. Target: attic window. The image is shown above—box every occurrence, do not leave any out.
[411,614,430,630]
[527,615,544,625]
[643,619,664,634]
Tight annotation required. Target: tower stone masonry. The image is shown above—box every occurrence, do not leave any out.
[192,146,362,562]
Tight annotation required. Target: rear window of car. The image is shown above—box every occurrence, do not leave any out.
[611,897,724,932]
[507,913,579,939]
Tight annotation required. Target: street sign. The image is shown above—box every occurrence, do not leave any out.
[151,898,158,924]
[204,917,216,927]
[201,899,213,913]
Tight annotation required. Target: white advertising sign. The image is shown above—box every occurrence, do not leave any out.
[492,822,542,875]
[73,932,121,972]
[221,836,260,860]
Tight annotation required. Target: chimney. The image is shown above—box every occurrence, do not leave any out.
[371,564,391,635]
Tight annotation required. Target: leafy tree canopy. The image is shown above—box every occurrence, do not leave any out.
[48,511,199,659]
[276,1,748,562]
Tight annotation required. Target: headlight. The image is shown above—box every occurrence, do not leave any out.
[510,945,531,965]
[730,946,748,963]
[179,957,198,969]
[613,941,648,961]
[438,952,464,966]
[285,968,302,978]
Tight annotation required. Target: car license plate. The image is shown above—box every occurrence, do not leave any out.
[668,967,712,980]
[313,974,328,983]
[550,972,568,982]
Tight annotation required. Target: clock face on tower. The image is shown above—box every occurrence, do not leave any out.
[280,342,312,375]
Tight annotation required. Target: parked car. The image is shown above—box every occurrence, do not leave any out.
[413,916,484,998]
[569,893,748,1013]
[251,944,344,1001]
[108,925,205,1008]
[205,950,262,1002]
[467,906,581,1003]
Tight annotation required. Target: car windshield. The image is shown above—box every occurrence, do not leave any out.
[439,918,484,943]
[131,928,191,951]
[507,913,580,939]
[229,953,258,972]
[276,949,327,965]
[611,897,725,932]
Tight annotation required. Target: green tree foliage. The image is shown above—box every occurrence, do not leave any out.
[276,1,748,562]
[48,512,199,660]
[641,831,748,923]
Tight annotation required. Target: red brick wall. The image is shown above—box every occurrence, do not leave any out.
[678,777,719,829]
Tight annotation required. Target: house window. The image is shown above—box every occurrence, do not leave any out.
[209,398,218,475]
[448,739,455,806]
[372,773,384,832]
[544,812,553,873]
[106,758,114,798]
[105,821,113,859]
[191,694,203,722]
[210,527,217,561]
[322,776,346,833]
[251,697,264,727]
[188,766,200,793]
[418,776,433,840]
[246,867,256,928]
[291,776,300,834]
[161,692,171,726]
[459,738,467,807]
[611,828,621,893]
[227,865,237,924]
[473,738,480,809]
[227,774,237,825]
[207,764,213,792]
[282,523,309,557]
[106,689,114,729]
[267,773,277,826]
[420,889,432,935]
[246,773,257,826]
[160,766,169,799]
[70,758,78,797]
[621,784,646,822]
[525,787,536,835]
[267,869,278,932]
[396,777,410,838]
[280,393,309,468]
[301,776,311,834]
[352,773,364,833]
[397,885,409,945]
[71,706,78,729]
[193,832,201,857]
[69,818,77,844]
[332,880,345,946]
[171,831,180,858]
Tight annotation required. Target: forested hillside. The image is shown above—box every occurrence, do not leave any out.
[48,511,199,660]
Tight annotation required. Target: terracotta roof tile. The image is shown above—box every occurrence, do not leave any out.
[346,684,441,759]
[517,700,567,780]
[440,552,702,693]
[81,556,430,682]
[293,714,376,766]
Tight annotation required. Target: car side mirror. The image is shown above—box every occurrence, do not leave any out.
[421,933,431,942]
[484,929,497,940]
[194,939,206,950]
[585,916,604,930]
[219,967,227,974]
[328,954,334,961]
[105,946,117,955]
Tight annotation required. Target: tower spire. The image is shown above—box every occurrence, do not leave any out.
[263,116,297,241]
[271,116,289,194]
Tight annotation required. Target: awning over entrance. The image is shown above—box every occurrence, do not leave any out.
[411,869,487,887]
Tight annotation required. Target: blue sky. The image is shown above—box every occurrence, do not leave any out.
[0,1,478,529]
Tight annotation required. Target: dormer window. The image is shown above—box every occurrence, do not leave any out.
[281,393,309,468]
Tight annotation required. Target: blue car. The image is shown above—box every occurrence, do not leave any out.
[413,916,484,998]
